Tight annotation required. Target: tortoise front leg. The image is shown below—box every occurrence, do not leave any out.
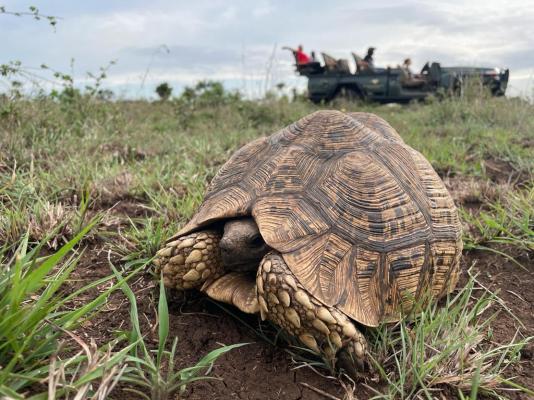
[256,252,367,375]
[154,230,225,290]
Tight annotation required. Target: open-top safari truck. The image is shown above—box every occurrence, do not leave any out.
[286,49,509,103]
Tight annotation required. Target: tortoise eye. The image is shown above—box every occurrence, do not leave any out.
[250,234,264,246]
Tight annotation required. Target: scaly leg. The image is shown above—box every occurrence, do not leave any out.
[256,251,367,375]
[154,230,225,290]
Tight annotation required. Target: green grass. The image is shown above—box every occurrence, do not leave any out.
[0,222,129,398]
[368,273,532,399]
[462,185,533,264]
[1,84,533,398]
[114,217,176,269]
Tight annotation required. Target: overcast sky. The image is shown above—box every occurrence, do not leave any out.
[2,0,533,98]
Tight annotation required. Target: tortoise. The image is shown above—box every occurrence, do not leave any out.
[154,110,462,373]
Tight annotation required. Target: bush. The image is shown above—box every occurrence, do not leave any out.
[155,83,172,101]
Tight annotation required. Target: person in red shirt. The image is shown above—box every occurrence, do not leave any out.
[283,45,311,65]
[295,45,310,64]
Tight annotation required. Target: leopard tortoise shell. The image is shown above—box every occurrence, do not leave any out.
[154,110,462,372]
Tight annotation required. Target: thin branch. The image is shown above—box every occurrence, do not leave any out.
[0,5,60,30]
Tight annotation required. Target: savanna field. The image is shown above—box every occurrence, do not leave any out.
[0,84,533,399]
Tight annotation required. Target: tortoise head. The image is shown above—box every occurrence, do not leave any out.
[219,218,269,272]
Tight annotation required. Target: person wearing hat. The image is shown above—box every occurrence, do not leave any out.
[363,47,375,71]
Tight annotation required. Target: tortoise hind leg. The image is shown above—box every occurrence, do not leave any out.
[154,230,225,290]
[256,252,367,376]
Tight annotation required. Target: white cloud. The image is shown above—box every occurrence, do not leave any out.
[252,1,274,18]
[0,0,532,98]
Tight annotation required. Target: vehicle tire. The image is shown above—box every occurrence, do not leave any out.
[452,77,464,98]
[334,86,364,102]
[309,96,323,104]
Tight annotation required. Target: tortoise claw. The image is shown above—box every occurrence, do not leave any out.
[337,347,366,380]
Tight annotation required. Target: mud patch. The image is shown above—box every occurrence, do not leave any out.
[482,157,530,186]
[460,251,534,400]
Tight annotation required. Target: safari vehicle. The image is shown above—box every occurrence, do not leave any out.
[441,66,509,96]
[287,50,509,103]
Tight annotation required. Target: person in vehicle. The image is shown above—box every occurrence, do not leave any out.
[283,45,311,65]
[296,45,311,64]
[363,47,375,71]
[399,58,426,88]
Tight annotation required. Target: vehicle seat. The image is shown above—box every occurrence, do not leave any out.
[429,62,442,85]
[420,62,430,77]
[322,53,338,72]
[352,52,373,74]
[337,59,351,74]
[352,52,363,73]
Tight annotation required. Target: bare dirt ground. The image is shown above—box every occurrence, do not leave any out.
[69,184,533,400]
[461,252,534,400]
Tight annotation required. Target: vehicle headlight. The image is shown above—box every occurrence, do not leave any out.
[483,68,500,77]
